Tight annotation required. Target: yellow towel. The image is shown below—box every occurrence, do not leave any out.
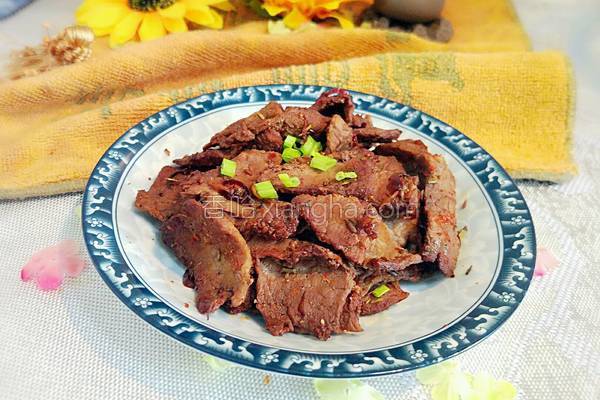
[0,0,575,199]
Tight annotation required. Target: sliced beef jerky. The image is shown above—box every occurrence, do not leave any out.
[203,102,284,151]
[363,217,423,270]
[265,107,330,139]
[237,200,299,241]
[139,150,281,223]
[223,273,256,314]
[227,150,282,187]
[420,155,460,276]
[135,166,189,222]
[351,113,373,129]
[254,127,284,151]
[293,194,421,270]
[250,239,362,340]
[260,148,415,216]
[374,139,434,179]
[354,127,401,144]
[292,194,379,264]
[173,147,242,169]
[161,199,253,314]
[184,184,298,241]
[355,268,409,316]
[182,150,281,196]
[310,88,355,123]
[375,140,460,276]
[361,282,409,316]
[325,114,356,153]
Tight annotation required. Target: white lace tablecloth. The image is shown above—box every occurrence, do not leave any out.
[1,1,599,399]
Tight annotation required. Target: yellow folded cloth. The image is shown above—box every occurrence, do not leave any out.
[0,0,575,199]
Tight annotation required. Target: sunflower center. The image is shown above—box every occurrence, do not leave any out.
[128,0,175,11]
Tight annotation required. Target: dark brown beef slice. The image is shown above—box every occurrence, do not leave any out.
[182,150,282,198]
[237,201,299,240]
[361,282,409,316]
[203,102,284,151]
[351,113,372,129]
[310,88,355,123]
[223,274,256,314]
[363,216,423,271]
[206,103,328,149]
[355,265,431,316]
[375,140,460,277]
[265,107,330,140]
[292,194,379,264]
[293,193,421,270]
[173,148,241,170]
[354,127,402,144]
[374,139,434,178]
[325,114,356,153]
[135,165,188,222]
[173,102,284,168]
[161,199,253,314]
[183,183,299,241]
[250,239,362,340]
[311,89,400,145]
[259,148,414,214]
[139,150,282,223]
[420,155,460,276]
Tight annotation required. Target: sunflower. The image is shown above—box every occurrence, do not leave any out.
[261,0,373,30]
[76,0,234,47]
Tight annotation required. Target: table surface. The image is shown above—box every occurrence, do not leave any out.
[1,1,599,399]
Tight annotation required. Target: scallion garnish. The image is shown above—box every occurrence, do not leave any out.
[300,136,322,157]
[335,171,358,181]
[310,153,337,171]
[282,147,302,163]
[278,173,300,188]
[372,284,390,298]
[283,135,299,149]
[220,158,236,177]
[254,180,278,199]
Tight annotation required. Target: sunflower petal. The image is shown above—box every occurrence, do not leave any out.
[263,4,287,16]
[185,0,228,9]
[185,6,215,26]
[330,12,354,29]
[138,13,167,41]
[319,0,343,11]
[204,8,223,29]
[162,17,189,33]
[109,11,143,47]
[283,7,309,29]
[212,1,235,11]
[78,3,129,29]
[158,2,187,19]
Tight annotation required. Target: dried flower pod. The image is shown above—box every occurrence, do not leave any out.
[48,26,94,65]
[4,25,94,80]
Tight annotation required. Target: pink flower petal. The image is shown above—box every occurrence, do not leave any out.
[20,240,86,291]
[36,269,65,291]
[534,247,559,277]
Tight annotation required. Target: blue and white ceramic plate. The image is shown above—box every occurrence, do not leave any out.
[82,84,535,378]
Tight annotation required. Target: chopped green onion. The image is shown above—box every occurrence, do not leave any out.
[300,136,322,157]
[314,141,323,154]
[310,153,337,171]
[283,135,299,149]
[372,284,390,298]
[254,180,278,199]
[278,173,300,188]
[282,147,302,163]
[335,171,358,181]
[220,158,236,177]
